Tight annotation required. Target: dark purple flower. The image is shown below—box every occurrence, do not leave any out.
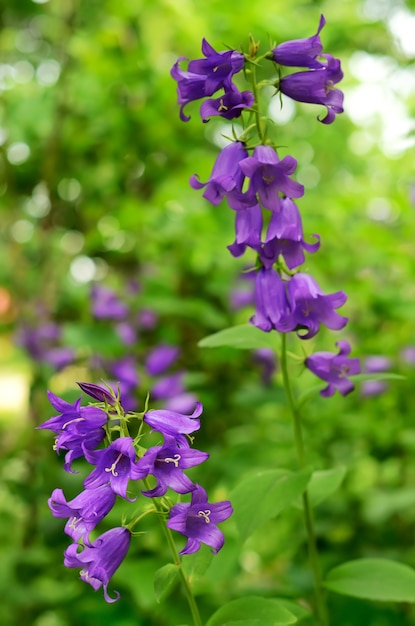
[171,39,244,122]
[151,371,186,400]
[239,145,304,211]
[227,204,263,258]
[272,15,326,69]
[167,485,233,555]
[200,87,254,122]
[146,345,180,376]
[64,527,131,603]
[144,403,203,444]
[90,285,128,321]
[190,141,249,209]
[305,340,361,397]
[83,437,138,500]
[279,54,344,124]
[361,355,391,397]
[77,382,116,405]
[259,197,320,269]
[131,436,209,497]
[279,273,348,339]
[48,484,116,543]
[250,268,292,332]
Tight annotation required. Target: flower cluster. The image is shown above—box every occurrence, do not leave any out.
[172,17,361,396]
[38,384,232,601]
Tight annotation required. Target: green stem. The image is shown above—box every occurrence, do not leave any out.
[143,479,203,626]
[249,63,264,144]
[280,333,329,626]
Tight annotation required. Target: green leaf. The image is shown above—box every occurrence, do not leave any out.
[153,563,180,603]
[182,543,214,582]
[324,558,415,602]
[231,468,312,542]
[206,596,297,626]
[306,466,347,507]
[198,324,280,350]
[352,373,405,382]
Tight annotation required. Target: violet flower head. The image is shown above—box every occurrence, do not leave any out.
[144,402,203,444]
[239,145,304,211]
[167,484,233,555]
[131,436,209,497]
[200,87,254,122]
[279,273,348,339]
[279,54,344,124]
[259,197,320,269]
[146,344,180,376]
[48,484,116,544]
[151,371,186,400]
[90,285,128,321]
[64,527,131,603]
[272,15,326,69]
[77,382,116,405]
[306,340,361,397]
[83,437,138,500]
[190,141,248,208]
[250,267,291,333]
[227,204,263,258]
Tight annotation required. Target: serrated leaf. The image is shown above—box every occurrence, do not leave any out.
[154,563,180,603]
[198,324,280,350]
[206,596,297,626]
[231,468,312,542]
[324,558,415,602]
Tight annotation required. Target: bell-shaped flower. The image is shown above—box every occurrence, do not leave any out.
[279,273,348,339]
[54,427,106,474]
[190,141,248,208]
[146,344,180,376]
[167,485,233,555]
[48,484,116,544]
[77,382,116,405]
[259,197,320,269]
[227,204,263,258]
[64,527,131,603]
[305,340,361,396]
[131,436,209,497]
[200,86,254,122]
[279,54,344,124]
[250,267,291,332]
[83,437,138,500]
[272,15,326,69]
[144,402,203,445]
[239,145,304,211]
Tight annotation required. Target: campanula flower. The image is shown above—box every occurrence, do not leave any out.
[144,403,203,444]
[83,437,138,500]
[64,527,131,602]
[227,204,263,258]
[167,485,233,555]
[48,484,116,543]
[279,54,344,124]
[151,371,186,401]
[146,344,180,376]
[305,340,361,396]
[250,267,291,332]
[200,87,254,122]
[239,145,304,211]
[272,15,326,68]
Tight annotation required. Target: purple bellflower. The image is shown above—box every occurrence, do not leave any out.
[272,15,326,69]
[250,267,292,332]
[228,204,263,258]
[90,285,128,321]
[131,436,209,497]
[167,485,233,555]
[64,526,131,603]
[279,273,348,339]
[77,382,116,405]
[279,54,344,124]
[83,437,138,500]
[163,392,199,414]
[239,145,304,211]
[190,141,248,209]
[144,402,203,445]
[259,197,320,269]
[146,344,180,376]
[48,484,116,544]
[305,340,361,397]
[151,371,186,401]
[200,87,254,122]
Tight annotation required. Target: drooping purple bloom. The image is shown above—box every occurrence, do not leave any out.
[144,403,203,444]
[83,437,138,500]
[146,344,180,376]
[190,141,249,209]
[239,145,304,211]
[361,355,391,397]
[272,15,326,69]
[305,340,361,397]
[227,204,263,258]
[171,39,244,121]
[131,436,209,497]
[77,382,116,405]
[64,527,131,603]
[279,273,348,339]
[279,54,344,124]
[200,87,254,122]
[259,197,320,269]
[90,285,128,321]
[250,267,291,332]
[48,484,116,543]
[54,427,106,474]
[167,485,233,555]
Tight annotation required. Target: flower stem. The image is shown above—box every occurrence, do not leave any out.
[249,62,265,144]
[143,479,203,626]
[280,332,329,626]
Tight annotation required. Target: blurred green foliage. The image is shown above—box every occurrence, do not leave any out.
[1,0,415,625]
